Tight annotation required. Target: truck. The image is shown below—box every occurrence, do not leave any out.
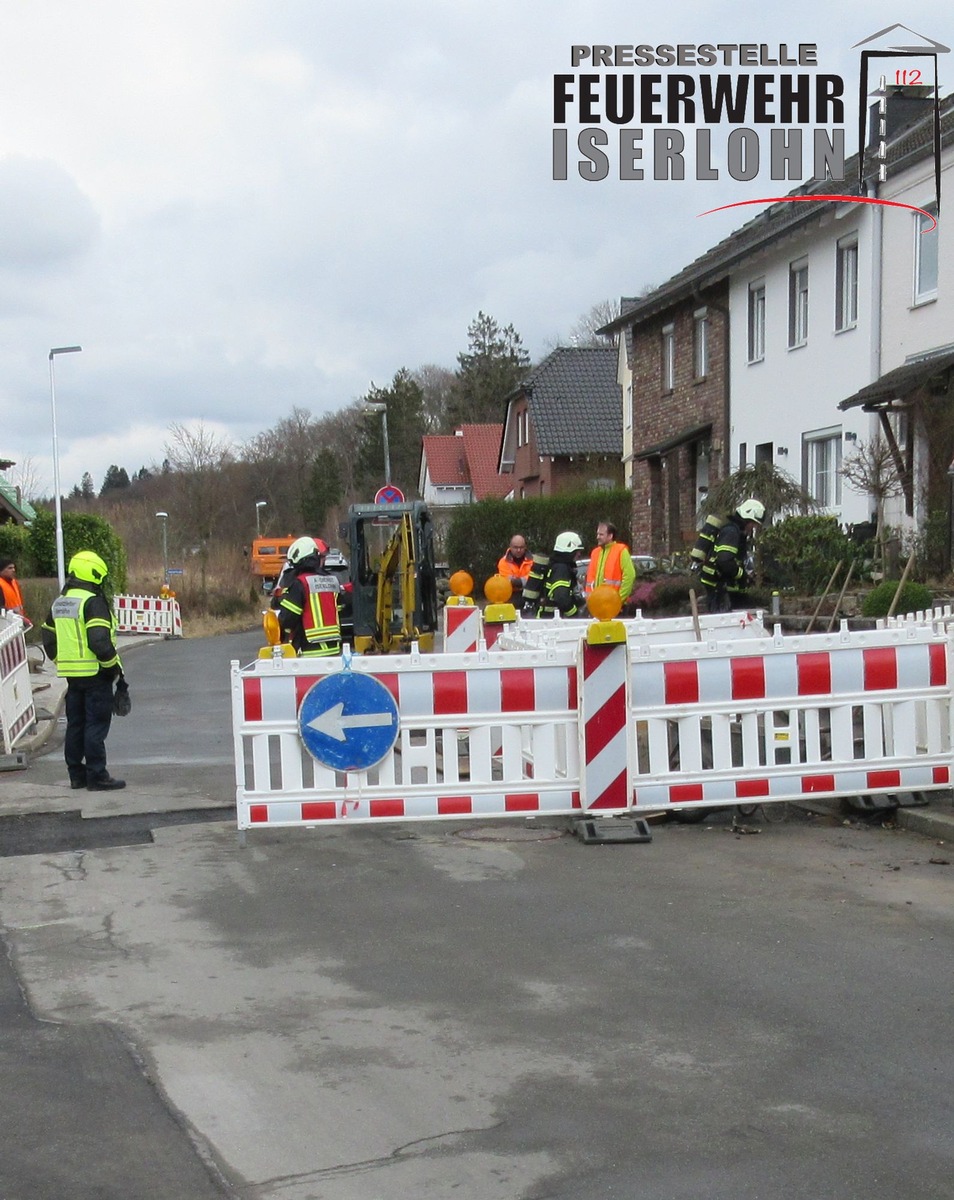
[249,536,296,593]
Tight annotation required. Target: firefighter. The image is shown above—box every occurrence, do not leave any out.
[41,550,126,791]
[538,531,586,618]
[585,520,636,608]
[699,498,765,614]
[277,536,342,657]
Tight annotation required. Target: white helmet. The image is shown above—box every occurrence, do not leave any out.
[554,531,584,554]
[736,498,765,524]
[287,536,321,565]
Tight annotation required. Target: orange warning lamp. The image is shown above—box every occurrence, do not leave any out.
[587,585,622,621]
[484,573,512,604]
[586,585,626,645]
[263,609,282,646]
[449,570,474,597]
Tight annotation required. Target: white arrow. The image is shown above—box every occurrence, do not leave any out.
[307,702,395,743]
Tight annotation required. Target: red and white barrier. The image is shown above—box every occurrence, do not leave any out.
[231,618,954,836]
[114,595,183,638]
[0,614,35,754]
[442,604,481,654]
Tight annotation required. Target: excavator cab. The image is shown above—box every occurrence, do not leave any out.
[347,501,438,653]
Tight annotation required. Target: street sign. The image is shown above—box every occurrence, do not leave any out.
[166,568,184,575]
[374,484,405,504]
[298,671,399,771]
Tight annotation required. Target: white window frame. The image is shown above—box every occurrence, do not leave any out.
[661,323,675,392]
[914,203,939,304]
[624,382,633,430]
[788,258,809,348]
[693,307,708,379]
[803,426,842,509]
[747,281,765,363]
[835,234,858,331]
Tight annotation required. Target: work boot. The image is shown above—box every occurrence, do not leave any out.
[87,775,126,791]
[69,774,87,790]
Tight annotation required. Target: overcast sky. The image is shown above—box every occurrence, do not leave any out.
[1,1,950,496]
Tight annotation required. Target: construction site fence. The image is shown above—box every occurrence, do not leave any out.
[0,613,35,755]
[113,594,183,638]
[231,608,954,834]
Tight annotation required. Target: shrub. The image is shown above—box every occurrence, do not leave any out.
[446,490,632,584]
[861,580,934,618]
[757,514,860,593]
[28,508,127,591]
[0,523,32,573]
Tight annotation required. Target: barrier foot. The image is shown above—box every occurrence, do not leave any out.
[237,829,247,849]
[573,816,653,844]
[0,750,29,772]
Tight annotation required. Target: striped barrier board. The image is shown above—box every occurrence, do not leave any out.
[231,618,954,837]
[442,604,481,654]
[114,595,183,638]
[0,614,35,754]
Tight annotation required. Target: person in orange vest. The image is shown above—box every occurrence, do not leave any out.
[497,534,532,609]
[0,557,31,628]
[585,521,636,609]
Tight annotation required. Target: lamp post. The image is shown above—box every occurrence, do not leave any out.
[155,511,169,585]
[48,345,82,588]
[255,500,267,537]
[363,401,391,485]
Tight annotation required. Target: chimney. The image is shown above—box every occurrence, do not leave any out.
[867,84,934,148]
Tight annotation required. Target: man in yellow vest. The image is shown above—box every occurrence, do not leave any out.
[41,550,126,791]
[585,521,636,609]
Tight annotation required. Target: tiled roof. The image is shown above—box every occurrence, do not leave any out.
[421,425,508,500]
[0,477,36,524]
[513,347,621,456]
[458,425,508,500]
[602,91,954,331]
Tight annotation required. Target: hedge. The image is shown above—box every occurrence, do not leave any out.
[26,508,127,590]
[445,490,632,587]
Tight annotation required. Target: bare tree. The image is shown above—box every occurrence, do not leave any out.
[164,422,235,595]
[840,435,904,570]
[8,455,43,503]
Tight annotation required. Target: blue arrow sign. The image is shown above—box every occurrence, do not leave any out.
[298,672,399,771]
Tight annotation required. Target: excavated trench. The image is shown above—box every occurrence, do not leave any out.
[0,806,234,857]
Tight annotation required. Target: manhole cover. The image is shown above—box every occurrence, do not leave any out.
[456,825,565,843]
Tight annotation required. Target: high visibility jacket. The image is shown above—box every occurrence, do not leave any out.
[0,574,26,618]
[279,571,341,657]
[585,541,635,602]
[497,551,532,590]
[43,585,120,679]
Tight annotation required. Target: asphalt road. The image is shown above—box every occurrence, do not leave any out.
[2,631,954,1199]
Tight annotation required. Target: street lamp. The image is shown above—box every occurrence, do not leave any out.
[48,345,82,588]
[255,500,267,537]
[363,401,391,485]
[155,512,168,585]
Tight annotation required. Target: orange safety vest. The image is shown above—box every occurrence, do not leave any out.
[0,574,25,614]
[585,542,627,596]
[497,553,532,584]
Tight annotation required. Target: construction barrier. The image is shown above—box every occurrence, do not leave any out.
[0,613,35,755]
[442,603,481,654]
[114,594,183,638]
[231,615,954,835]
[496,607,768,651]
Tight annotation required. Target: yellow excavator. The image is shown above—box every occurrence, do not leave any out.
[346,501,439,653]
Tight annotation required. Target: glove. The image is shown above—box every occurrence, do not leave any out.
[112,676,131,717]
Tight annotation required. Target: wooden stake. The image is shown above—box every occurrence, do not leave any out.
[689,588,703,642]
[826,561,855,633]
[885,551,916,620]
[805,561,842,634]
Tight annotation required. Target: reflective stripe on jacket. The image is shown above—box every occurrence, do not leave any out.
[280,572,341,657]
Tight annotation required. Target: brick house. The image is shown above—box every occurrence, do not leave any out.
[498,347,622,498]
[602,287,729,557]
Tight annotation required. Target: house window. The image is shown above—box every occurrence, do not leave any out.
[803,427,842,508]
[693,308,708,379]
[835,235,858,331]
[914,203,938,303]
[789,258,809,347]
[625,382,632,430]
[747,281,765,362]
[516,409,524,449]
[661,323,675,392]
[739,442,747,468]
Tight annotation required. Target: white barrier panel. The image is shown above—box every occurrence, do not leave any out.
[233,647,583,830]
[114,595,183,637]
[231,622,954,834]
[0,614,35,754]
[629,623,952,815]
[496,608,767,652]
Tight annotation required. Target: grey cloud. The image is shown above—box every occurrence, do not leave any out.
[0,156,99,270]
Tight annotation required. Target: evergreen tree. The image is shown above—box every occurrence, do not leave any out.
[81,472,95,499]
[304,447,343,533]
[355,369,426,497]
[450,311,530,426]
[100,465,130,496]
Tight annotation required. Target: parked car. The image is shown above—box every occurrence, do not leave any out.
[576,553,658,588]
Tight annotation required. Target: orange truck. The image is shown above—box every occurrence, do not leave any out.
[250,536,296,592]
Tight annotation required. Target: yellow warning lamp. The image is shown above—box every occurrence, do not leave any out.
[447,570,476,607]
[586,584,627,645]
[259,609,296,658]
[483,573,516,624]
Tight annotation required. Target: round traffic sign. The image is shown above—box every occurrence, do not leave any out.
[374,484,405,504]
[298,672,399,771]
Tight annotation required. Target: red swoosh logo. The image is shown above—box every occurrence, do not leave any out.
[699,195,937,231]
